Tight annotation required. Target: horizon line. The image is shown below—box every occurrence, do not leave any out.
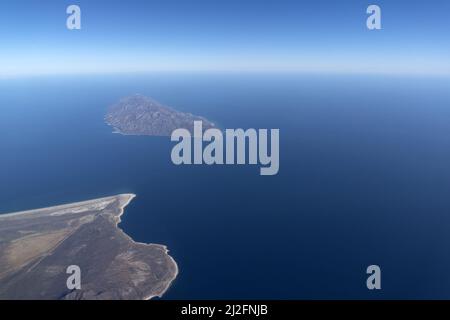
[2,69,450,80]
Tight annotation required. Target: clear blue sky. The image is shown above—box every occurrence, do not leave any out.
[0,0,449,77]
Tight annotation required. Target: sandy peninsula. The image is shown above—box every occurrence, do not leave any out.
[0,194,178,300]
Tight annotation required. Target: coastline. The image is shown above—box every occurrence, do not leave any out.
[115,193,179,300]
[104,113,221,138]
[105,120,170,137]
[0,193,179,300]
[0,195,118,218]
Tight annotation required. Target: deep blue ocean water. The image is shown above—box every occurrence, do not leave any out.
[1,73,450,299]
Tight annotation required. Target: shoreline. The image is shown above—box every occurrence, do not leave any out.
[0,193,179,300]
[115,194,179,300]
[105,120,170,137]
[0,195,120,218]
[104,117,221,138]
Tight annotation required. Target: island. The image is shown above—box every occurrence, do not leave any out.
[0,194,178,300]
[105,94,216,136]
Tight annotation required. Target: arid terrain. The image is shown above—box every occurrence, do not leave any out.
[0,194,178,300]
[105,94,216,136]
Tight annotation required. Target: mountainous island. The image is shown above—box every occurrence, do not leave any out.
[105,94,216,136]
[0,194,178,300]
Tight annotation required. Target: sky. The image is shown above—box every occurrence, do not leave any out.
[0,0,449,77]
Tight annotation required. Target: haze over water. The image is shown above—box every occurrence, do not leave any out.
[1,73,450,299]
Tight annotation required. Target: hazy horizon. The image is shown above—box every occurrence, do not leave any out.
[1,0,449,77]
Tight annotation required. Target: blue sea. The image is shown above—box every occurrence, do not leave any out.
[1,73,450,299]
